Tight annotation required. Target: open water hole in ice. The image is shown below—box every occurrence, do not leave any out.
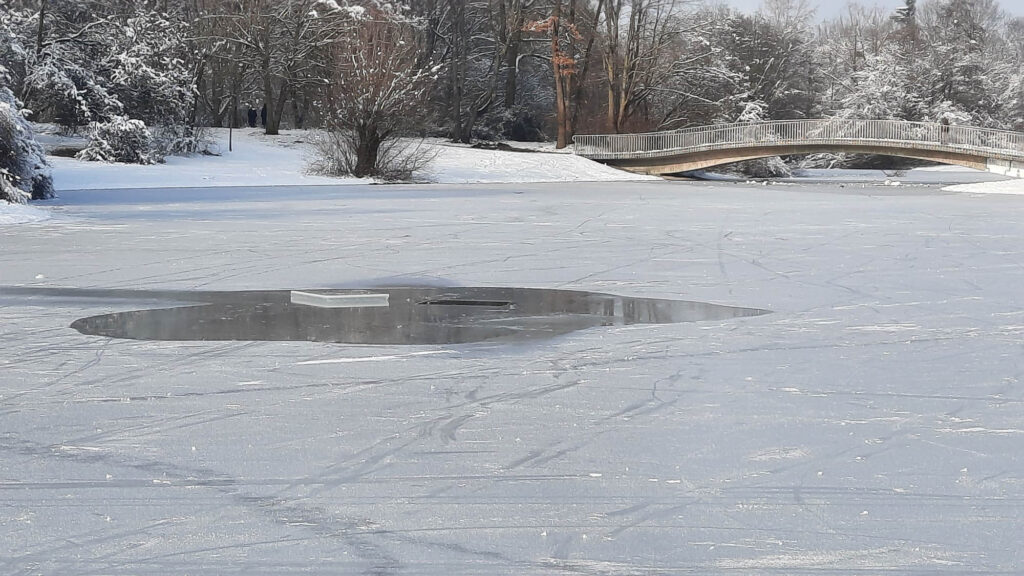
[60,286,770,345]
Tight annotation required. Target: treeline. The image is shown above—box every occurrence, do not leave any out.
[2,0,1023,191]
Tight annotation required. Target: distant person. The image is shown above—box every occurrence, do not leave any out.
[940,117,950,145]
[260,103,267,128]
[247,106,257,128]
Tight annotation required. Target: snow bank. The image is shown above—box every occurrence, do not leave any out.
[944,179,1024,195]
[0,202,51,225]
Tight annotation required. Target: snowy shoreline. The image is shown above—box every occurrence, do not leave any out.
[4,127,1023,226]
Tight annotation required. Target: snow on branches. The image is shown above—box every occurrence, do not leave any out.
[0,16,52,203]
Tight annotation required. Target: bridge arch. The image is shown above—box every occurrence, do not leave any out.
[573,120,1024,178]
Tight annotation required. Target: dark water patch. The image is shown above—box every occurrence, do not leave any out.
[63,287,769,345]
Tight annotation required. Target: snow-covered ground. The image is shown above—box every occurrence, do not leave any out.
[45,128,369,190]
[2,176,1023,574]
[42,127,656,192]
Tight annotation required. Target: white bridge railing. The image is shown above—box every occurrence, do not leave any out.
[573,119,1024,161]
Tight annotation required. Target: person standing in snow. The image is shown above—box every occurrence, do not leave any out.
[260,103,267,128]
[247,106,257,128]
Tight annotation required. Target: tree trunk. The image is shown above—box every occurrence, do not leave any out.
[449,0,469,143]
[261,53,275,134]
[189,57,205,131]
[267,80,288,135]
[355,125,381,177]
[570,0,603,134]
[36,0,46,56]
[291,91,303,129]
[552,0,568,149]
[502,1,523,109]
[603,1,622,132]
[503,39,520,108]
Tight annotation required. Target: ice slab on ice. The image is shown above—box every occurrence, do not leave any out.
[290,291,390,308]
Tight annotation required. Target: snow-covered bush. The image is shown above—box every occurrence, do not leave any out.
[76,116,156,164]
[0,86,53,203]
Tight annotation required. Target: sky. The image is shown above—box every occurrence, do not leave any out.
[718,0,1024,20]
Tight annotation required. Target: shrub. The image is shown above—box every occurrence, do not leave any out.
[308,131,435,182]
[475,106,547,142]
[153,124,210,157]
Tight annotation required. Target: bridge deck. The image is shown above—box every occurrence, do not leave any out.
[574,120,1024,170]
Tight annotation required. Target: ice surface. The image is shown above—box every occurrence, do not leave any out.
[0,202,51,225]
[2,177,1023,574]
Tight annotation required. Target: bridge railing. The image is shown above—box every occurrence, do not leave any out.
[573,119,1024,161]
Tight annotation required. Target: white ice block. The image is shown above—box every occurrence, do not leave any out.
[289,291,390,308]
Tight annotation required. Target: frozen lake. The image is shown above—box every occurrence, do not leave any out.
[2,177,1023,574]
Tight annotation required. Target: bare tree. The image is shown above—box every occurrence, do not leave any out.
[214,0,341,135]
[312,6,436,178]
[599,0,687,132]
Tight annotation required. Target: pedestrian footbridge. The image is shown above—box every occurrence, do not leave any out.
[573,119,1024,178]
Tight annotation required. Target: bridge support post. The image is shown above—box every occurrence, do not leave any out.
[987,158,1024,179]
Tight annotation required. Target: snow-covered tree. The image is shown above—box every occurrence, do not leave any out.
[0,89,52,203]
[1003,17,1024,130]
[103,12,194,129]
[23,58,121,131]
[0,13,52,203]
[652,5,746,129]
[837,47,923,121]
[2,1,200,162]
[917,0,1008,125]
